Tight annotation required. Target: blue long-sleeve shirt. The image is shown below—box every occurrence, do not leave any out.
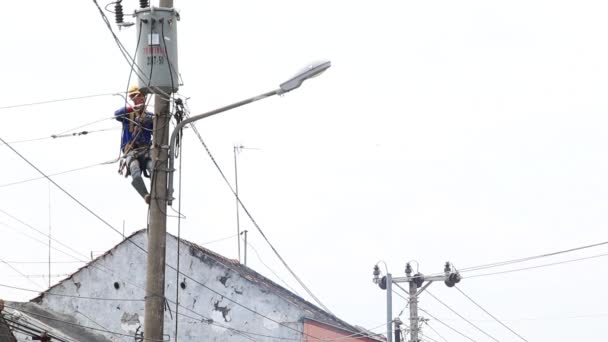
[114,106,153,153]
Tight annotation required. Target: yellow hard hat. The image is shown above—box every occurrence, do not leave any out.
[127,85,142,98]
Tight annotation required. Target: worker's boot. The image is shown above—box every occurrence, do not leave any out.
[131,176,149,202]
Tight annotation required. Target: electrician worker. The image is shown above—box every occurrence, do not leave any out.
[115,85,154,204]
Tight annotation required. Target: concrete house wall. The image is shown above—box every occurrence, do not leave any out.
[34,231,308,341]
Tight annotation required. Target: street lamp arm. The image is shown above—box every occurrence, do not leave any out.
[167,88,281,204]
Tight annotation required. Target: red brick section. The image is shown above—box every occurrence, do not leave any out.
[303,319,383,342]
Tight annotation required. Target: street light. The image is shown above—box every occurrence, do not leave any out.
[167,60,331,205]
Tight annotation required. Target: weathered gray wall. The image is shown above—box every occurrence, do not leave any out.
[38,232,304,341]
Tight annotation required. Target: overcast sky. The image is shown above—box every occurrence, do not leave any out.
[2,1,608,341]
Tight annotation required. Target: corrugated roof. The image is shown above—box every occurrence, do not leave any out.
[0,315,17,342]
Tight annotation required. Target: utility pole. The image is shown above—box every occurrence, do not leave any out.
[233,145,243,262]
[373,262,461,342]
[143,0,175,341]
[241,230,248,266]
[386,273,393,342]
[406,264,419,341]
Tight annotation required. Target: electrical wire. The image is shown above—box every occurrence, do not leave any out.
[0,220,85,266]
[0,135,303,340]
[0,208,91,263]
[0,258,45,290]
[0,160,114,189]
[3,316,70,342]
[3,304,161,341]
[0,261,82,264]
[0,135,368,341]
[465,252,608,279]
[454,286,528,342]
[419,335,441,342]
[0,136,127,241]
[174,130,184,342]
[200,233,239,246]
[0,127,117,146]
[458,240,608,274]
[183,112,334,315]
[418,307,477,342]
[0,93,118,110]
[244,238,302,297]
[392,288,409,303]
[423,321,449,342]
[425,290,500,342]
[0,283,142,302]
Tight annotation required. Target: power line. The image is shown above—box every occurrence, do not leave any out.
[0,258,45,290]
[199,233,239,247]
[455,286,528,342]
[183,112,334,315]
[0,208,90,262]
[0,93,118,110]
[0,127,118,146]
[418,307,477,342]
[0,160,113,189]
[423,321,449,342]
[0,135,310,339]
[425,290,499,342]
[0,136,126,240]
[3,305,156,341]
[244,238,302,296]
[0,261,81,264]
[465,252,608,279]
[0,136,366,341]
[458,240,608,274]
[0,283,143,302]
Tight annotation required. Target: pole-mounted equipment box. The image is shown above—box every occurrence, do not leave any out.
[134,7,179,94]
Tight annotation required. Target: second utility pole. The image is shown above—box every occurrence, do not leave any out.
[144,0,174,341]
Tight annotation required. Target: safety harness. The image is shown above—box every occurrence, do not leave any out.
[118,109,151,178]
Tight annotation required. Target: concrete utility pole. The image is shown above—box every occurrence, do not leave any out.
[241,230,248,266]
[373,262,461,342]
[144,0,174,341]
[406,264,420,341]
[233,145,243,262]
[386,273,393,342]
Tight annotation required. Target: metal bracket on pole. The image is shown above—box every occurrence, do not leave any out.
[416,281,433,297]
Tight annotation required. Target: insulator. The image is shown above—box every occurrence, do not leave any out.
[414,273,424,288]
[379,276,387,290]
[114,1,124,24]
[140,0,149,8]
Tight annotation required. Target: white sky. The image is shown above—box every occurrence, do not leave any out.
[1,1,608,341]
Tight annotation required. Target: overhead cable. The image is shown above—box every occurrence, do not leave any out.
[425,290,500,342]
[459,240,608,273]
[184,115,334,315]
[3,304,159,341]
[418,307,478,342]
[244,238,302,296]
[423,321,449,342]
[0,160,114,189]
[0,136,367,341]
[0,93,118,110]
[466,252,608,279]
[0,257,45,290]
[455,286,528,342]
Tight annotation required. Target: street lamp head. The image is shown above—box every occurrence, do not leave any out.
[278,60,331,94]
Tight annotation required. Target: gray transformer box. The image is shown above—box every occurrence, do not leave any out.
[134,7,179,94]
